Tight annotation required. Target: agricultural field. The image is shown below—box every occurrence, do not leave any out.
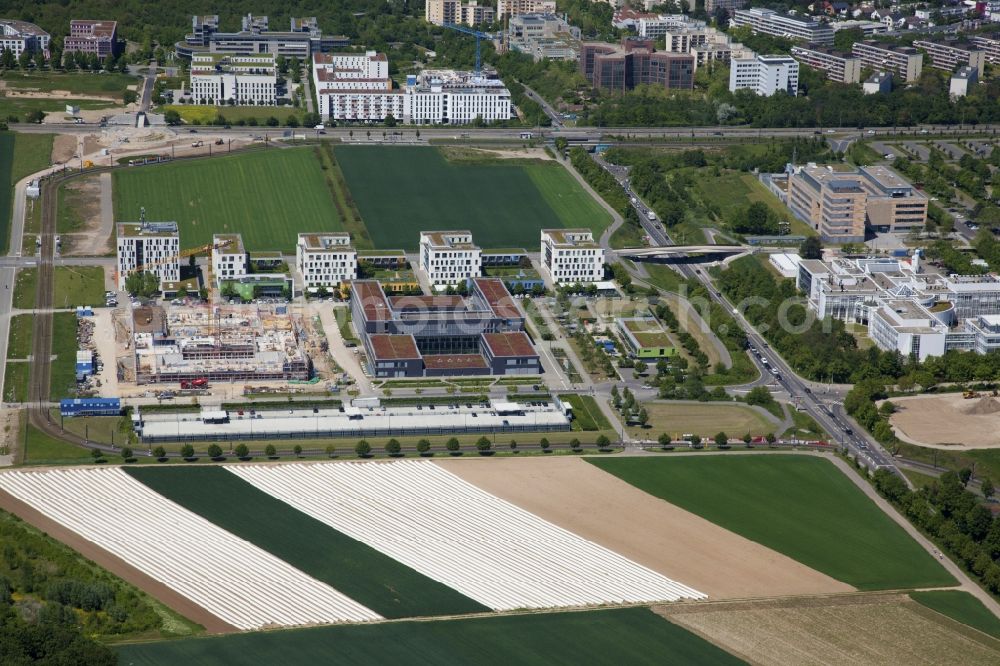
[335,146,610,250]
[910,591,1000,640]
[125,466,488,619]
[657,593,1000,666]
[591,455,954,590]
[112,148,342,251]
[629,402,775,440]
[117,607,744,665]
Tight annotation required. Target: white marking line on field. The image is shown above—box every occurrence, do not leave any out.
[0,468,382,630]
[230,460,706,611]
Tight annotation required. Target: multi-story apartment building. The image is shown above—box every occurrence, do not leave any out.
[498,0,557,18]
[580,38,695,91]
[312,51,395,120]
[790,46,861,83]
[419,231,483,287]
[913,39,986,76]
[0,19,50,58]
[211,234,248,283]
[116,218,180,290]
[63,20,119,58]
[731,8,834,45]
[189,53,278,105]
[425,0,495,26]
[403,70,511,125]
[729,54,799,96]
[705,0,749,13]
[540,229,605,285]
[787,164,926,242]
[177,14,348,59]
[296,233,358,290]
[851,41,923,83]
[637,14,705,39]
[970,34,1000,65]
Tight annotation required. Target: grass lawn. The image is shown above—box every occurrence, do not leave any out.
[0,71,137,101]
[894,444,1000,487]
[559,394,612,431]
[909,590,1000,640]
[12,267,36,309]
[160,104,304,125]
[0,97,118,123]
[695,171,814,238]
[52,266,105,308]
[0,133,55,253]
[3,362,28,402]
[6,314,32,359]
[591,455,956,590]
[125,467,487,619]
[22,424,94,465]
[335,146,610,250]
[113,148,341,251]
[116,606,744,666]
[49,312,78,400]
[609,221,646,249]
[901,467,940,489]
[632,402,774,440]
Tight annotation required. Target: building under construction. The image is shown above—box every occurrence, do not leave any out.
[132,303,311,384]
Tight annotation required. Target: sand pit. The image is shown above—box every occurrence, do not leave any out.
[888,394,1000,448]
[436,456,853,599]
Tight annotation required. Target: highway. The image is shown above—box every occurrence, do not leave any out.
[591,152,898,474]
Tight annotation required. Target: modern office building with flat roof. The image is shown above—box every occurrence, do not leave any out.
[189,53,278,105]
[731,8,834,45]
[176,14,348,59]
[540,229,605,285]
[580,38,695,91]
[296,232,357,290]
[419,231,483,287]
[64,20,120,58]
[729,54,799,96]
[0,19,50,58]
[116,218,180,290]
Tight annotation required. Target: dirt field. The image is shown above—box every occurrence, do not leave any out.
[0,488,236,633]
[51,134,77,164]
[436,456,852,599]
[888,394,1000,448]
[656,593,1000,666]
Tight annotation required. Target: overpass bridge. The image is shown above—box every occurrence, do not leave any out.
[617,245,758,259]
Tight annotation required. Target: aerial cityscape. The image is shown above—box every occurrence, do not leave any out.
[1,0,1000,663]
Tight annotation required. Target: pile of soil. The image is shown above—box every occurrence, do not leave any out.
[962,397,1000,415]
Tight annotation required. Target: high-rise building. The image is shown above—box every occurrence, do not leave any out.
[497,0,557,19]
[425,0,495,26]
[116,217,180,290]
[729,54,798,96]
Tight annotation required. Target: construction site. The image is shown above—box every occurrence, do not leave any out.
[122,303,312,386]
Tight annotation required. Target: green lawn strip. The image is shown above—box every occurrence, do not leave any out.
[589,455,955,590]
[0,98,117,122]
[12,134,54,182]
[22,424,94,464]
[161,104,303,124]
[318,144,370,249]
[124,466,488,618]
[559,393,612,431]
[3,362,28,402]
[900,467,940,489]
[336,146,598,250]
[49,312,79,401]
[894,443,1000,485]
[1,133,54,254]
[12,266,36,309]
[524,162,611,236]
[909,591,1000,640]
[113,148,342,252]
[116,606,745,666]
[609,220,646,249]
[7,314,32,358]
[1,71,137,100]
[52,266,106,308]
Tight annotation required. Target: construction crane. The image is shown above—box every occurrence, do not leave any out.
[123,237,233,303]
[442,23,495,76]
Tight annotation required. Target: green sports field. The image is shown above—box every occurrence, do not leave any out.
[125,467,486,618]
[116,607,745,665]
[335,146,611,250]
[112,148,342,251]
[590,455,955,590]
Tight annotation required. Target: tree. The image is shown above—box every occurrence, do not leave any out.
[123,90,138,105]
[207,443,223,459]
[746,386,775,408]
[417,439,431,455]
[714,431,729,448]
[124,271,159,298]
[509,439,518,451]
[632,360,648,379]
[476,436,492,454]
[0,48,15,69]
[446,437,461,455]
[285,115,300,128]
[385,439,401,456]
[658,433,672,449]
[799,236,823,260]
[960,467,974,486]
[152,445,166,460]
[266,116,280,127]
[570,437,582,451]
[743,432,753,446]
[180,443,195,459]
[293,444,303,457]
[235,443,250,459]
[17,48,31,70]
[596,434,611,450]
[355,440,371,457]
[25,108,45,124]
[120,446,133,462]
[385,114,397,127]
[765,432,777,445]
[265,443,277,457]
[982,478,995,501]
[636,407,649,428]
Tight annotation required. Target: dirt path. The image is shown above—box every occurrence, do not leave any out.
[0,487,237,634]
[436,456,853,599]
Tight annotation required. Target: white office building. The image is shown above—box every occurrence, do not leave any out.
[729,54,799,96]
[116,218,180,290]
[189,53,278,105]
[731,8,834,45]
[419,231,483,287]
[211,234,248,284]
[540,229,605,285]
[0,19,50,58]
[296,233,358,289]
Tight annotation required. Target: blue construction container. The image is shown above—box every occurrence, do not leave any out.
[60,398,121,417]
